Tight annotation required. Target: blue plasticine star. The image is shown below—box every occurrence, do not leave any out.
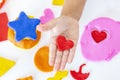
[8,11,40,42]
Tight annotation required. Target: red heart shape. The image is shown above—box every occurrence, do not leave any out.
[56,35,74,51]
[91,30,107,43]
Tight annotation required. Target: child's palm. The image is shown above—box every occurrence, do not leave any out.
[37,16,79,71]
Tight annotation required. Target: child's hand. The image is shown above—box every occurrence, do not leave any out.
[37,16,79,71]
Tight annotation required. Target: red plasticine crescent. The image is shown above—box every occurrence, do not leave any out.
[70,64,90,80]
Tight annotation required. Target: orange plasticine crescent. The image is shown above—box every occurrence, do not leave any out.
[34,46,53,72]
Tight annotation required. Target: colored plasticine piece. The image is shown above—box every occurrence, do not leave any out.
[40,8,55,24]
[52,0,64,6]
[70,64,90,80]
[0,56,16,77]
[47,70,68,80]
[91,30,107,43]
[56,35,74,51]
[8,11,40,42]
[34,46,53,72]
[81,17,120,61]
[0,12,8,42]
[0,0,5,9]
[17,76,33,80]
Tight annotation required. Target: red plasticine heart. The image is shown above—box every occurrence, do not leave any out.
[56,35,74,51]
[0,12,8,42]
[0,0,5,9]
[91,30,107,43]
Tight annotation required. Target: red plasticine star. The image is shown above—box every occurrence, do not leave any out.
[70,64,90,80]
[0,12,8,42]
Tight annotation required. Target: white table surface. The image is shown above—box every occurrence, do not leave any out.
[1,0,120,80]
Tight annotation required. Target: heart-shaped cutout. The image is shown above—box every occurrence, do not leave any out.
[91,30,107,43]
[40,8,54,24]
[56,35,74,51]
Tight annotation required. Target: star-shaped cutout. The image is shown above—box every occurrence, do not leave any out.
[8,11,40,42]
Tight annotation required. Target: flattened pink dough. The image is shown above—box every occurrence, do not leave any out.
[81,17,120,61]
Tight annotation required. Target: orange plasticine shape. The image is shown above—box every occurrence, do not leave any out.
[0,0,5,9]
[17,76,33,80]
[34,46,53,72]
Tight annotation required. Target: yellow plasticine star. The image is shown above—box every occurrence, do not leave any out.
[0,56,16,77]
[47,70,68,80]
[52,0,64,6]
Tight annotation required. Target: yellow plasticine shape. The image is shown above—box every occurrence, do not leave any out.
[52,0,64,6]
[0,56,16,77]
[47,70,68,80]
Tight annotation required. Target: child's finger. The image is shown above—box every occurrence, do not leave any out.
[54,50,63,71]
[37,18,58,31]
[49,40,57,66]
[60,50,69,70]
[67,47,76,63]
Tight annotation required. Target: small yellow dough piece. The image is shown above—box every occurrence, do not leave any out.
[47,70,68,80]
[17,76,33,80]
[0,56,16,77]
[52,0,64,6]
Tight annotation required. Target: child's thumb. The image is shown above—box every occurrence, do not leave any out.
[37,18,58,31]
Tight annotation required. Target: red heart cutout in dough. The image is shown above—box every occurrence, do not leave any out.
[91,30,107,43]
[56,35,74,51]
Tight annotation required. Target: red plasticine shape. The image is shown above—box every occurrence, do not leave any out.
[70,64,90,80]
[56,35,74,51]
[0,12,8,42]
[0,0,5,9]
[91,30,107,43]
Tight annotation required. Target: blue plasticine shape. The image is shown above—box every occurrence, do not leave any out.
[8,11,40,42]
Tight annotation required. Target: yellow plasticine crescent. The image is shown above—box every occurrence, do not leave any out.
[0,56,16,77]
[47,70,68,80]
[52,0,64,6]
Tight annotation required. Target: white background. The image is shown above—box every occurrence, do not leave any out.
[1,0,120,80]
